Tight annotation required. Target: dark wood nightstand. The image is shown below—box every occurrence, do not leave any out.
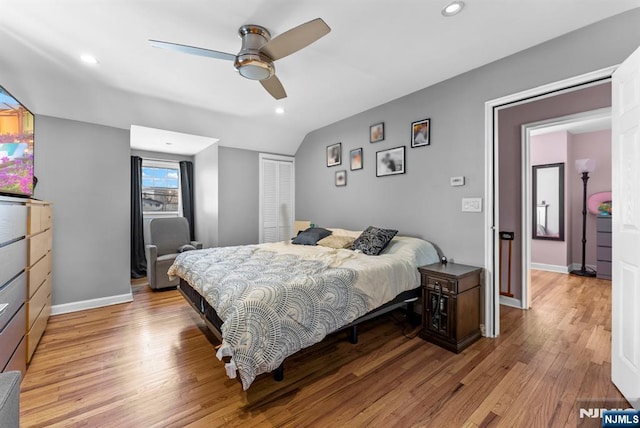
[418,263,482,353]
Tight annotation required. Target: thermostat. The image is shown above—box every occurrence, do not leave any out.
[450,176,465,187]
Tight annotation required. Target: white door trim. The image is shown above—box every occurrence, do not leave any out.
[483,65,618,338]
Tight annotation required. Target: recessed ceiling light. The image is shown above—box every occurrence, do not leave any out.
[442,1,465,16]
[80,54,99,64]
[275,107,285,115]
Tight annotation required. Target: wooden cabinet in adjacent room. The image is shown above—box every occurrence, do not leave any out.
[26,200,53,363]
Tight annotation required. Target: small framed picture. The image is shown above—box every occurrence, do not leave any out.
[335,170,347,186]
[376,146,405,177]
[350,148,363,170]
[370,122,384,143]
[327,142,342,167]
[411,118,430,148]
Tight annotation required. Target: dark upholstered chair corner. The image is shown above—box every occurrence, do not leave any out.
[145,217,202,289]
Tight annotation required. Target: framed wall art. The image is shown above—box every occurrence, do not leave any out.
[327,142,342,167]
[411,118,430,148]
[350,148,363,170]
[376,146,405,177]
[335,170,347,186]
[370,122,384,143]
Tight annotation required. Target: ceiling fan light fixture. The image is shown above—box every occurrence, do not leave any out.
[442,1,465,16]
[235,53,274,80]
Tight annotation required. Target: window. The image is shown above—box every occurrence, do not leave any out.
[142,160,181,215]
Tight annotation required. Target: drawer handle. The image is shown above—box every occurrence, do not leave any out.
[0,303,8,317]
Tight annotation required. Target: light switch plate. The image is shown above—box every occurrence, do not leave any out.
[462,197,482,212]
[450,176,465,186]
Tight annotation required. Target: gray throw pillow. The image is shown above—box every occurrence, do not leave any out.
[292,227,332,245]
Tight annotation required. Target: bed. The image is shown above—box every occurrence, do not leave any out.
[168,227,439,390]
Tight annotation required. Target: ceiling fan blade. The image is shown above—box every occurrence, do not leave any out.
[149,40,236,62]
[260,18,330,61]
[260,75,287,100]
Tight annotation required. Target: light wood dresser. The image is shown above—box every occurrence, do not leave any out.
[0,196,53,378]
[25,200,53,363]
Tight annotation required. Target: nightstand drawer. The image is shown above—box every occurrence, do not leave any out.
[422,275,456,293]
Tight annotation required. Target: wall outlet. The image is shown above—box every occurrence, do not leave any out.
[462,197,482,212]
[450,176,465,186]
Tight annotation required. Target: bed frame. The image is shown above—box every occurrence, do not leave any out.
[178,278,420,382]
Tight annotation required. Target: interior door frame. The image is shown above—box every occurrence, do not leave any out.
[483,65,618,338]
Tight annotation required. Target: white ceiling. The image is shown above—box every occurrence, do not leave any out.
[1,1,638,155]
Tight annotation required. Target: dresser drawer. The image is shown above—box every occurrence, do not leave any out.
[28,275,50,331]
[596,246,612,262]
[0,203,27,245]
[597,232,612,247]
[4,335,26,375]
[596,216,612,232]
[0,239,26,289]
[0,304,26,371]
[41,205,53,230]
[28,251,51,298]
[28,229,51,265]
[27,299,51,363]
[0,272,27,332]
[598,261,612,277]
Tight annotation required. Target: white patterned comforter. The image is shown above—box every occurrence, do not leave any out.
[168,235,439,389]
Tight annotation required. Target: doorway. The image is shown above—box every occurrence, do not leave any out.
[521,109,612,309]
[483,66,617,337]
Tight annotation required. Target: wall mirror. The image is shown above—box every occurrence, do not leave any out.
[532,162,564,241]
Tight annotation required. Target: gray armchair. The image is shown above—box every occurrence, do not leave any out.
[145,217,202,289]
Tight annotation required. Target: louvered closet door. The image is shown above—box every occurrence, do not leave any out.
[259,154,295,243]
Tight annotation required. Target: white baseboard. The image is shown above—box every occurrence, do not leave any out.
[51,292,134,315]
[500,295,523,309]
[531,263,570,274]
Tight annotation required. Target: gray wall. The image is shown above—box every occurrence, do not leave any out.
[295,9,640,267]
[34,116,131,306]
[218,147,259,246]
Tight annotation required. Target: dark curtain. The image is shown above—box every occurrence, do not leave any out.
[131,156,146,278]
[180,160,195,241]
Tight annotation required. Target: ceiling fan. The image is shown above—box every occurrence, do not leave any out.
[149,18,331,100]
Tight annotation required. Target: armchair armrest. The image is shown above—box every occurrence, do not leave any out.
[191,241,203,250]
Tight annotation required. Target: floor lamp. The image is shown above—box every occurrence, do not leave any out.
[571,158,596,277]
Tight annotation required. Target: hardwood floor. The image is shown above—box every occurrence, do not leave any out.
[20,271,625,427]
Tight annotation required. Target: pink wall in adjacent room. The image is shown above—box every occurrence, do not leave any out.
[568,129,612,268]
[530,131,568,267]
[497,82,611,301]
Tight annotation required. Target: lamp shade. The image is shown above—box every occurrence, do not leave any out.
[575,158,596,173]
